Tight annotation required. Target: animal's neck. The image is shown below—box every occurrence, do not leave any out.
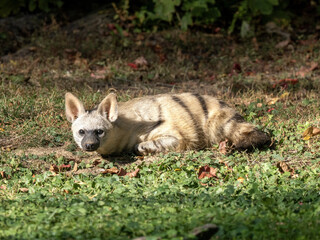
[97,117,137,155]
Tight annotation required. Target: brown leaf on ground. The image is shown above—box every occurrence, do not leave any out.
[302,126,320,140]
[272,78,298,88]
[133,56,148,67]
[275,39,290,49]
[49,164,71,173]
[267,97,279,105]
[92,159,102,166]
[198,165,218,180]
[117,168,127,176]
[276,162,297,178]
[232,63,242,74]
[296,62,318,78]
[237,177,245,183]
[90,69,106,79]
[19,188,29,193]
[59,164,71,171]
[49,164,59,173]
[102,167,119,174]
[313,127,320,135]
[102,167,140,178]
[266,92,289,105]
[127,168,140,178]
[72,162,78,172]
[277,162,292,173]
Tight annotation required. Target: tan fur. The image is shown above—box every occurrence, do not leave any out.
[65,92,270,155]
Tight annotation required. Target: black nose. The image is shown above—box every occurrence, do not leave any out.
[84,143,99,151]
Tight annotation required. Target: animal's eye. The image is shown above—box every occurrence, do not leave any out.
[79,129,85,135]
[96,129,104,135]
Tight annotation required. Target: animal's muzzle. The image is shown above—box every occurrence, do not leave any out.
[81,132,100,151]
[83,143,100,151]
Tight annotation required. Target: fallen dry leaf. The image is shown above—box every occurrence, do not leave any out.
[19,188,29,193]
[72,162,78,172]
[267,97,279,105]
[280,91,290,99]
[237,177,245,183]
[90,69,106,79]
[102,167,140,178]
[276,162,298,178]
[198,165,218,180]
[313,127,320,135]
[277,162,292,173]
[117,168,127,176]
[302,126,320,140]
[296,62,318,78]
[127,168,140,178]
[59,164,71,171]
[266,92,289,105]
[310,61,318,71]
[49,164,59,173]
[49,164,71,173]
[127,63,138,69]
[133,56,148,67]
[273,78,298,88]
[275,39,290,49]
[232,63,242,74]
[102,167,119,174]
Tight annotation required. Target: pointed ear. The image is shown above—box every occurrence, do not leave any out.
[97,93,118,122]
[65,92,86,122]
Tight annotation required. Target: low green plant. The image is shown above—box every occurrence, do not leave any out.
[0,0,63,17]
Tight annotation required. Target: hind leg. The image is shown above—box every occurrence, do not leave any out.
[135,135,179,155]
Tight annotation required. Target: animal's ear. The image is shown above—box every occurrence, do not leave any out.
[97,93,118,122]
[65,92,86,122]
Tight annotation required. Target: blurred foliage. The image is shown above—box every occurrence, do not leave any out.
[0,0,64,17]
[1,0,320,37]
[125,0,320,36]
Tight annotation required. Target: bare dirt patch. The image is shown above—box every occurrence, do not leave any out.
[14,146,160,175]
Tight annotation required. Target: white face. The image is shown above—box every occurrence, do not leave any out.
[71,111,113,151]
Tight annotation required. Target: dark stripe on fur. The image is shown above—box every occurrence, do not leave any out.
[153,139,165,151]
[218,100,229,108]
[171,95,205,143]
[155,104,163,128]
[227,113,244,123]
[192,93,208,119]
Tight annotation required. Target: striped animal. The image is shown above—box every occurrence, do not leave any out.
[65,92,270,155]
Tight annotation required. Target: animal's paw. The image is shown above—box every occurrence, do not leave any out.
[134,142,157,155]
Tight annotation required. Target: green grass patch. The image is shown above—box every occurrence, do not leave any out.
[1,24,320,239]
[1,151,320,239]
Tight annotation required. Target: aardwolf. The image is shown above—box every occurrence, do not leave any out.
[65,92,270,155]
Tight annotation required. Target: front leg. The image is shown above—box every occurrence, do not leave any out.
[135,136,179,155]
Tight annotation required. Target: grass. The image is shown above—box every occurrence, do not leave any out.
[1,17,320,239]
